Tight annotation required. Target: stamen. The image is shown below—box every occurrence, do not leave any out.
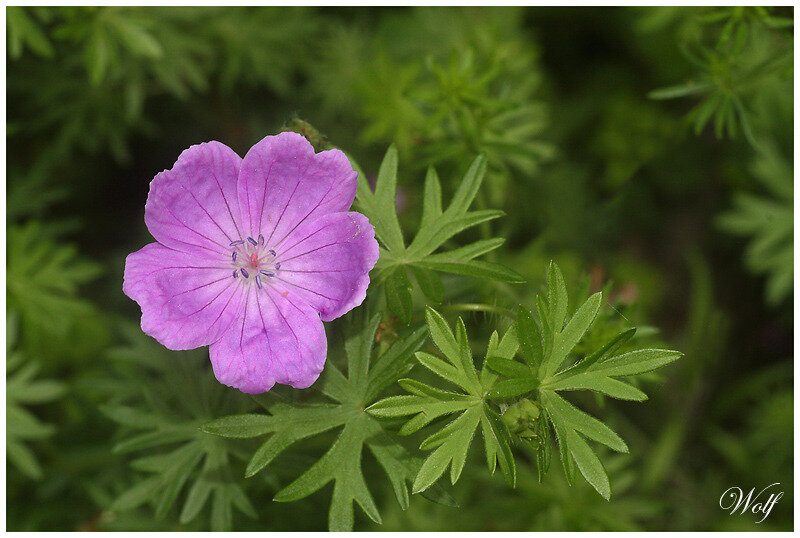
[240,268,249,278]
[260,270,275,277]
[230,240,245,246]
[258,234,265,245]
[247,237,258,246]
[255,274,263,289]
[232,251,237,262]
[233,270,238,278]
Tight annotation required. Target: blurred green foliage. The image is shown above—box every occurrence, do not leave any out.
[100,327,259,531]
[717,142,793,306]
[6,313,68,480]
[7,6,793,531]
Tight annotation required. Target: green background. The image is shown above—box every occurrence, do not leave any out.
[7,6,793,531]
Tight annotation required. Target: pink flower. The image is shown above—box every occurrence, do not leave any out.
[123,132,379,394]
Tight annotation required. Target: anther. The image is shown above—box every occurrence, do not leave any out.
[240,268,249,278]
[247,237,258,246]
[258,234,265,245]
[233,270,238,278]
[275,263,281,270]
[268,249,276,257]
[255,274,263,289]
[232,252,237,262]
[259,270,275,277]
[230,240,245,246]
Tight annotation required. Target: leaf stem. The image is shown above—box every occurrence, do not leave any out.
[439,303,516,319]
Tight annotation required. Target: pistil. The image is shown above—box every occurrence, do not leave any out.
[228,236,281,286]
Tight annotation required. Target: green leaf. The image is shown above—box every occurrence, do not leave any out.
[7,7,53,59]
[485,324,519,365]
[566,429,611,501]
[366,433,411,510]
[420,166,443,230]
[481,405,517,487]
[155,444,205,519]
[201,414,275,438]
[586,349,683,377]
[516,305,543,371]
[398,378,469,401]
[412,406,481,492]
[99,405,164,429]
[367,393,470,420]
[417,259,524,283]
[419,412,473,450]
[536,294,554,358]
[547,261,568,330]
[410,265,444,303]
[385,267,413,324]
[408,209,504,259]
[485,355,530,378]
[111,16,164,58]
[365,323,428,402]
[7,440,43,480]
[543,292,602,378]
[210,487,233,531]
[533,410,552,482]
[180,478,214,524]
[541,391,628,453]
[354,145,405,253]
[425,307,461,367]
[648,81,712,100]
[486,378,538,399]
[111,477,161,512]
[572,328,637,373]
[240,404,352,477]
[415,351,472,392]
[274,416,382,530]
[345,311,382,389]
[553,421,576,486]
[86,26,111,86]
[547,375,648,401]
[454,317,481,390]
[542,335,676,404]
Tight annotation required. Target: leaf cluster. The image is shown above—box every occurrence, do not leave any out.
[353,146,524,324]
[648,6,792,146]
[6,313,68,480]
[104,329,258,531]
[203,312,452,531]
[367,308,518,492]
[7,221,108,361]
[717,142,793,306]
[309,7,554,204]
[8,7,319,164]
[369,263,681,500]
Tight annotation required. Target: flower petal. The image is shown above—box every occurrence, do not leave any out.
[123,243,243,350]
[145,141,243,256]
[237,132,357,246]
[209,286,327,394]
[275,212,379,322]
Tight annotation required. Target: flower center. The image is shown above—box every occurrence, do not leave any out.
[229,235,281,289]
